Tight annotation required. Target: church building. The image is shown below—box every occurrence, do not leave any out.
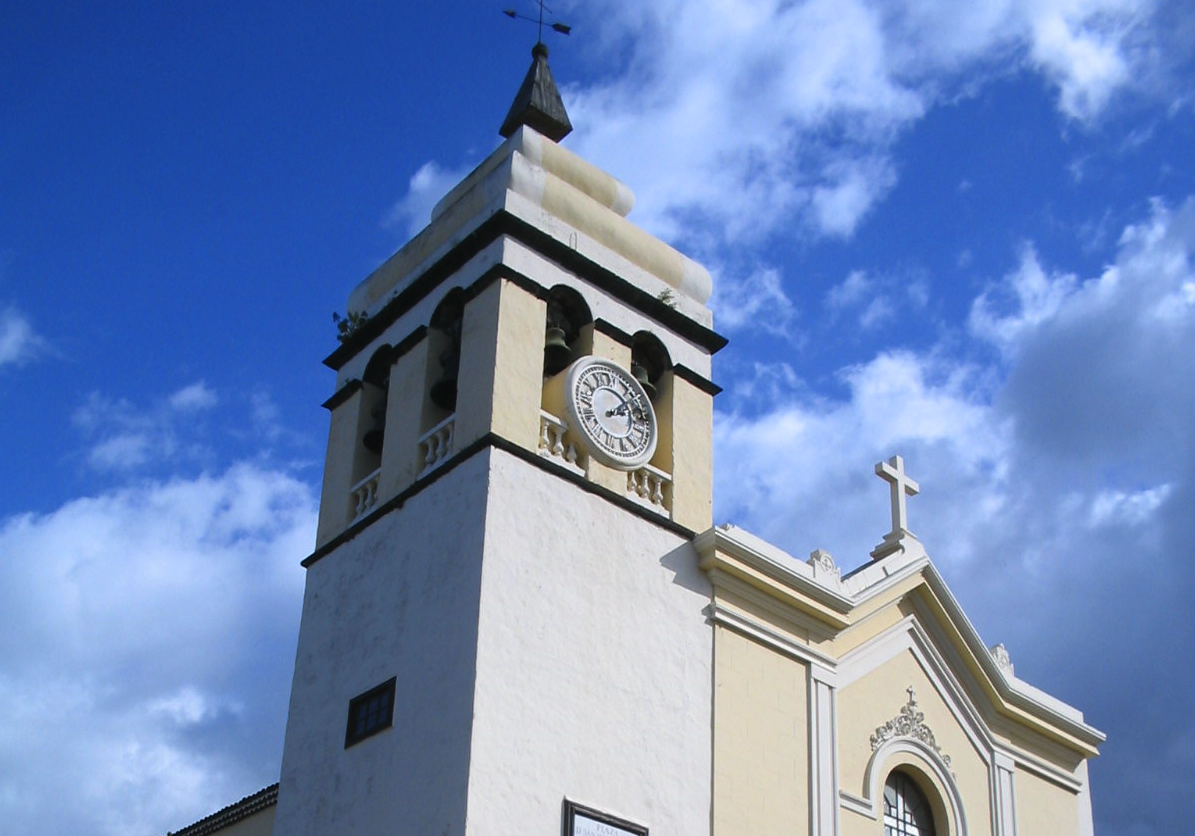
[166,43,1103,836]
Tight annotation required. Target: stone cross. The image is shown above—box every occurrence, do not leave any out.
[876,454,919,538]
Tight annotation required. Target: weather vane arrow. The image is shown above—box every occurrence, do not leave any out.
[503,1,572,42]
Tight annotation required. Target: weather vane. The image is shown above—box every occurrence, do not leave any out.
[503,1,572,42]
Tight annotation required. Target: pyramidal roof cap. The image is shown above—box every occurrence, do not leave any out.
[499,42,572,142]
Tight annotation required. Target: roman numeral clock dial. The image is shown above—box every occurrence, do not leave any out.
[564,357,658,470]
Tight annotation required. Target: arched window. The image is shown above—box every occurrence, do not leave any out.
[883,770,936,836]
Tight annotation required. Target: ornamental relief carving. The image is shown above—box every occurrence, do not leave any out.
[870,686,953,768]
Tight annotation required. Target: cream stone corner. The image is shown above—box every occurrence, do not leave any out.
[379,336,437,496]
[659,372,713,532]
[586,324,633,367]
[315,386,366,545]
[454,279,547,452]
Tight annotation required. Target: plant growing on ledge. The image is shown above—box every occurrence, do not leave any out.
[333,310,369,342]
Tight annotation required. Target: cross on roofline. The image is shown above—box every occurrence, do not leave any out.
[876,454,919,539]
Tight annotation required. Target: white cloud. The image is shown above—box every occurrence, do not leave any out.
[824,269,910,330]
[716,348,1008,566]
[826,270,872,310]
[726,361,808,411]
[720,196,1195,561]
[1024,1,1142,120]
[859,296,896,330]
[86,432,156,471]
[969,245,1078,351]
[973,197,1195,470]
[73,383,222,473]
[710,265,798,334]
[0,305,43,367]
[0,463,316,836]
[809,156,897,237]
[168,381,218,412]
[384,161,470,240]
[1088,484,1172,527]
[147,686,231,726]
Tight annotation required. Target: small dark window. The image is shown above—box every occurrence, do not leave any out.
[345,677,396,748]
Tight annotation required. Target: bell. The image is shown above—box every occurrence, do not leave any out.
[543,326,572,375]
[632,363,657,401]
[430,348,459,411]
[362,402,386,454]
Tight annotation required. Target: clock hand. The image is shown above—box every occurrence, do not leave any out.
[606,403,630,417]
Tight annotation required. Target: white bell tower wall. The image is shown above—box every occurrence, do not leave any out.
[275,124,726,836]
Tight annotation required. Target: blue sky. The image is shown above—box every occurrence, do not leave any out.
[2,2,1193,834]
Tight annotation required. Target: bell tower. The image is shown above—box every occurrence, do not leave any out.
[273,44,725,836]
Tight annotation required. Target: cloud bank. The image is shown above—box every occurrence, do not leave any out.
[714,197,1195,836]
[0,374,319,836]
[561,0,1161,247]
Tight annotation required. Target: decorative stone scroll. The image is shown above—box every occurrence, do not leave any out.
[870,687,952,768]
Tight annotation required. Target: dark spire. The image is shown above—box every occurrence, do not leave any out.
[499,42,572,142]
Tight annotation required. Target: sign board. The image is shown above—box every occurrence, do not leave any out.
[564,800,648,836]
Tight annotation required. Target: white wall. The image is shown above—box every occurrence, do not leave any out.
[276,446,713,836]
[273,452,491,836]
[464,449,713,835]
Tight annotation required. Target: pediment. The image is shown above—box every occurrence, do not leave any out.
[695,525,1104,768]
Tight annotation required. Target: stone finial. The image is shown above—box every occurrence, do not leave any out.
[990,643,1014,676]
[807,549,842,588]
[499,42,573,141]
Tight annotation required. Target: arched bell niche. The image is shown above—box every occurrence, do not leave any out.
[630,330,672,403]
[427,288,466,417]
[543,285,592,376]
[356,344,393,477]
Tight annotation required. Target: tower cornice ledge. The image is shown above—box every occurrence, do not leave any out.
[324,249,726,372]
[347,126,712,321]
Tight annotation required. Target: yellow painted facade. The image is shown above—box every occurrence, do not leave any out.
[699,528,1102,836]
[1016,768,1083,836]
[713,624,809,836]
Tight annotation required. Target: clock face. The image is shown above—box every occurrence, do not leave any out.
[565,357,658,470]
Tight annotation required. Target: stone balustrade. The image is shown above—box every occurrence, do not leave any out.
[538,411,583,474]
[349,468,381,522]
[627,463,671,512]
[418,415,455,475]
